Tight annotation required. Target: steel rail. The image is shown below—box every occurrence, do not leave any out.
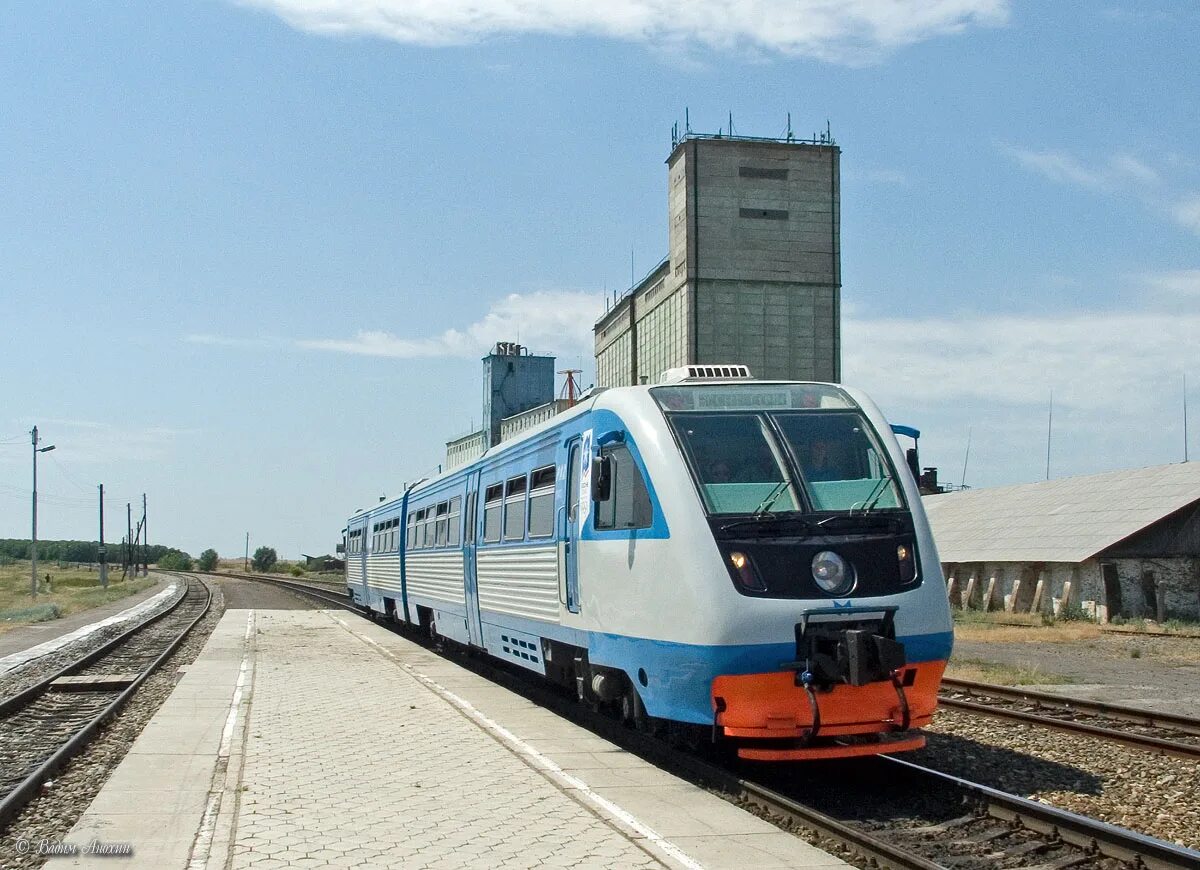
[880,756,1200,870]
[0,575,190,717]
[0,576,212,830]
[941,677,1200,736]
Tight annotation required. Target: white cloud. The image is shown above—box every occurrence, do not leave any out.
[233,0,1009,61]
[1172,196,1200,235]
[844,306,1197,412]
[298,290,604,360]
[1001,145,1200,237]
[1000,145,1160,192]
[8,419,189,465]
[1139,268,1200,299]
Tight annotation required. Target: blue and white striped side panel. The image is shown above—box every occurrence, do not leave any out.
[366,553,401,597]
[477,545,559,623]
[406,550,466,605]
[347,560,363,585]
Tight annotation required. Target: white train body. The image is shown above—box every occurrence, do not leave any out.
[346,375,953,760]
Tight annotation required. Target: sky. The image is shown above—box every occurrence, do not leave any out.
[1,1,1197,558]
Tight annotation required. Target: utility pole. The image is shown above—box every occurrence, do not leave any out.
[99,484,108,589]
[30,426,55,599]
[141,493,148,576]
[245,532,250,571]
[125,502,133,580]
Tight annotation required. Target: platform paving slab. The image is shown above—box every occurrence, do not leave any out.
[59,608,848,869]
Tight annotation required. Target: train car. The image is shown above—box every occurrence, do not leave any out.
[346,367,953,760]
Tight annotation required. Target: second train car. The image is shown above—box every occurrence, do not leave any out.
[345,366,953,760]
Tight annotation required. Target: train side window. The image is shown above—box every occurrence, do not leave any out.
[527,465,556,538]
[503,474,528,541]
[435,501,450,547]
[594,445,652,531]
[483,484,504,543]
[567,444,580,523]
[463,493,476,544]
[405,513,415,551]
[448,497,462,546]
[424,508,439,549]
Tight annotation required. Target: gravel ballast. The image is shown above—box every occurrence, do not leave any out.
[0,581,225,869]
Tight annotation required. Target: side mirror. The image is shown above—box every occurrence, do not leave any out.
[595,429,625,448]
[905,447,920,482]
[591,454,613,502]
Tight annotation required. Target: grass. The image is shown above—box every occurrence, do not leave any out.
[0,561,158,634]
[946,656,1075,686]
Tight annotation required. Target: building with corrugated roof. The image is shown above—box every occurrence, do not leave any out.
[922,462,1200,621]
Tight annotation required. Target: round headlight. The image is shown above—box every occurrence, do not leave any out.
[812,550,855,596]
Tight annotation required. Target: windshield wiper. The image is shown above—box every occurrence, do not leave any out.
[720,514,815,534]
[856,478,891,516]
[752,481,789,517]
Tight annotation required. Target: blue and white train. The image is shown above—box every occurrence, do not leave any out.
[345,367,953,760]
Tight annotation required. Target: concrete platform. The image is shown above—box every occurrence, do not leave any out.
[57,609,849,870]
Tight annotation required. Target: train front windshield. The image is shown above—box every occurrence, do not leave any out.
[652,384,906,516]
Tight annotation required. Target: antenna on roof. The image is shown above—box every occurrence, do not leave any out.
[961,426,972,489]
[786,112,794,142]
[1185,373,1191,462]
[1045,390,1054,481]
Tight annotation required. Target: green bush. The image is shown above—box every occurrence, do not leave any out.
[0,603,63,623]
[197,549,219,572]
[252,546,278,573]
[157,549,194,571]
[289,565,304,577]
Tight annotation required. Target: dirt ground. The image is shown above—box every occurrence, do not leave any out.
[950,623,1200,716]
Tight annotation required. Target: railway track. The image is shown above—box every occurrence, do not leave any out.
[0,573,212,830]
[939,677,1200,761]
[226,571,1200,869]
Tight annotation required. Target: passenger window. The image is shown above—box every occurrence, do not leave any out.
[436,502,449,546]
[527,465,556,538]
[594,445,652,531]
[483,484,503,543]
[448,497,462,546]
[567,444,581,522]
[503,475,527,541]
[464,492,476,545]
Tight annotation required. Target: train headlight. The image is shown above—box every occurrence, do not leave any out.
[897,542,917,584]
[727,550,767,592]
[812,551,855,596]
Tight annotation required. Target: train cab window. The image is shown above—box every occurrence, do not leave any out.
[435,501,450,546]
[503,475,528,541]
[483,484,504,543]
[527,465,556,538]
[448,497,462,546]
[594,446,652,531]
[405,513,415,551]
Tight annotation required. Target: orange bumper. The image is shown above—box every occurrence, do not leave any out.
[712,660,946,760]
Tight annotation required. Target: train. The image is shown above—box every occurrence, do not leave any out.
[344,365,953,760]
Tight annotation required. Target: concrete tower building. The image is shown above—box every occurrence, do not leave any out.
[594,131,841,386]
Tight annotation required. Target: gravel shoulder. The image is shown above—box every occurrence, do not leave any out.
[951,624,1200,716]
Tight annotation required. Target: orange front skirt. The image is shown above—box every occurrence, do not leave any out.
[711,660,947,760]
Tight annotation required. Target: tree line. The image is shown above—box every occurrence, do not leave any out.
[1,539,279,574]
[0,538,174,564]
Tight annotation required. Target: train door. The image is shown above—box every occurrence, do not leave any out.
[561,439,582,613]
[358,526,369,602]
[463,471,484,647]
